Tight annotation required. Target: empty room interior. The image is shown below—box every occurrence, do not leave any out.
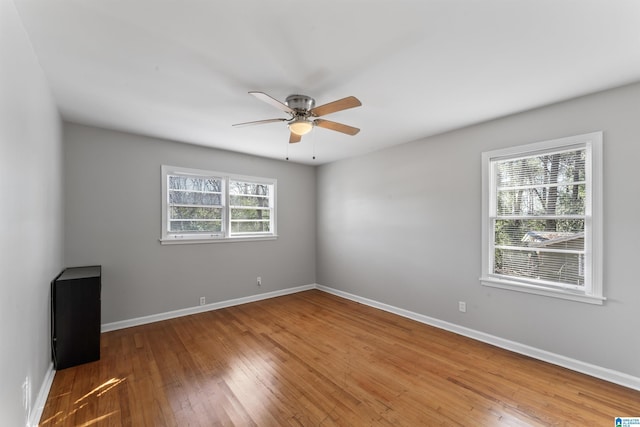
[2,0,640,425]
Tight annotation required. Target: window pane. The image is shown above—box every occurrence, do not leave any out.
[496,150,585,187]
[229,194,270,207]
[168,175,222,206]
[170,206,222,220]
[492,147,587,288]
[169,176,221,192]
[496,184,585,216]
[229,181,270,196]
[496,149,586,218]
[169,191,222,206]
[495,219,584,248]
[493,143,586,290]
[170,220,222,232]
[228,180,273,235]
[494,247,584,287]
[167,173,224,234]
[230,221,270,233]
[230,208,270,220]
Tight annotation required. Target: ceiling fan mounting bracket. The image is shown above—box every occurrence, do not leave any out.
[285,94,316,115]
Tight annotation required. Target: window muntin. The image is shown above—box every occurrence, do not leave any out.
[161,166,276,243]
[481,132,603,304]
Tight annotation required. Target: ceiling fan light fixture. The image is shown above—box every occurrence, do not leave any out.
[289,119,313,136]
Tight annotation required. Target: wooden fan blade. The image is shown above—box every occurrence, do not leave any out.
[232,118,287,127]
[314,119,360,136]
[289,132,302,144]
[310,96,361,117]
[249,91,295,114]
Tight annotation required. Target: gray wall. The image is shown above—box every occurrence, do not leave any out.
[317,82,640,378]
[0,0,64,424]
[64,123,316,324]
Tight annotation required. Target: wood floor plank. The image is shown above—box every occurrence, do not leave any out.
[39,290,640,426]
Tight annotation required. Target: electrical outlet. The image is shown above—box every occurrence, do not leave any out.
[458,301,467,313]
[200,297,206,306]
[257,276,262,286]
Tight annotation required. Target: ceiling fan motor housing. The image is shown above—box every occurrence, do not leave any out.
[285,95,315,115]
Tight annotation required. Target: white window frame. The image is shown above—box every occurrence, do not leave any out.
[480,132,604,304]
[160,165,277,244]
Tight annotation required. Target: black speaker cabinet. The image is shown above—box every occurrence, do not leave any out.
[51,266,101,369]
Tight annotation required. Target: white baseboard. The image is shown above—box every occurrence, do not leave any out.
[316,285,640,392]
[98,282,639,392]
[29,362,55,427]
[101,284,316,332]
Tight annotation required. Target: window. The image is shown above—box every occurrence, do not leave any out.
[229,179,273,235]
[481,132,603,304]
[161,165,276,243]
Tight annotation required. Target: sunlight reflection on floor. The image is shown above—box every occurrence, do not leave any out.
[39,377,125,426]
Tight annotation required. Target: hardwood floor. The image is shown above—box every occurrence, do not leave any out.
[40,290,640,426]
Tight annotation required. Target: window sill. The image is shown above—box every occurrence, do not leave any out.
[480,276,605,305]
[160,235,278,245]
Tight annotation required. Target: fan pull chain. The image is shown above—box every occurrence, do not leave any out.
[285,140,289,161]
[312,134,316,160]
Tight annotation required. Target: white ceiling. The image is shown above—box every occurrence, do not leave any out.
[14,0,640,164]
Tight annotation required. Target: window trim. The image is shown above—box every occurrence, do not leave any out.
[480,132,604,304]
[160,165,277,244]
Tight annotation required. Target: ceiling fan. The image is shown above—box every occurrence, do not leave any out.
[233,92,362,143]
